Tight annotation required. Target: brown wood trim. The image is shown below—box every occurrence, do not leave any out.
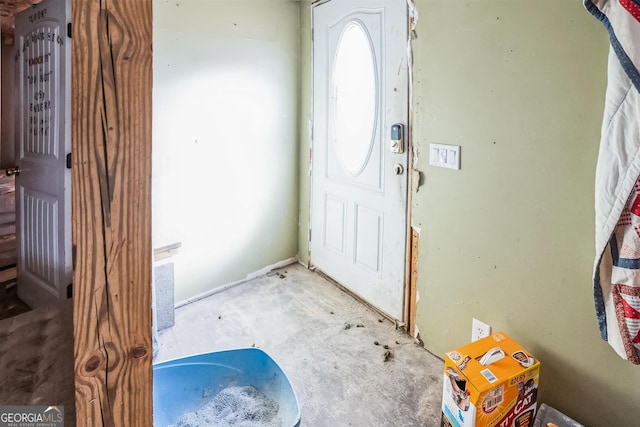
[408,229,419,337]
[72,1,153,425]
[403,32,415,332]
[403,224,412,329]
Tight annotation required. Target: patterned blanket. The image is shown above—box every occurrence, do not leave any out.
[586,0,640,363]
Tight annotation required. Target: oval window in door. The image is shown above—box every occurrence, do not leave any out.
[333,21,378,176]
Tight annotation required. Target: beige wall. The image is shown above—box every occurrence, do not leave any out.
[411,2,640,425]
[153,0,300,302]
[298,1,640,425]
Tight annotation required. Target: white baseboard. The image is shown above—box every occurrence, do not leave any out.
[174,257,298,308]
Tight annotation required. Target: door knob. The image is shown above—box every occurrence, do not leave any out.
[6,166,20,177]
[393,163,404,175]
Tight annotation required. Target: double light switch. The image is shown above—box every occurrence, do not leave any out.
[429,143,461,170]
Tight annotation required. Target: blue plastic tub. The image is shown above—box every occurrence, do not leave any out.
[153,348,301,427]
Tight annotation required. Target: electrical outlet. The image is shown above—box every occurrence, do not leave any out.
[471,318,491,342]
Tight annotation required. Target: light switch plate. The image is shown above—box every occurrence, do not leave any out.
[429,143,461,170]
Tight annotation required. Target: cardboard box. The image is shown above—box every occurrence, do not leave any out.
[441,332,540,427]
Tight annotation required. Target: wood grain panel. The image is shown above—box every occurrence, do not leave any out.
[71,1,152,426]
[408,229,418,337]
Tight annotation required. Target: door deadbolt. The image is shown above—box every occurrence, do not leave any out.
[393,164,404,175]
[390,124,404,154]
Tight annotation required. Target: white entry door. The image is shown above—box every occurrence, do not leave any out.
[14,0,72,308]
[311,0,409,320]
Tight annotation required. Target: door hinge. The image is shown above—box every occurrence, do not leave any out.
[67,283,73,299]
[67,22,72,38]
[66,153,72,169]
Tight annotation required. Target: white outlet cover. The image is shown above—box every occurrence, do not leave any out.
[471,318,491,342]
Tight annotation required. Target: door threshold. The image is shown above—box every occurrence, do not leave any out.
[310,265,406,331]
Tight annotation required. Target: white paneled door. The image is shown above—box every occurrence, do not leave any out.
[14,0,72,308]
[311,0,409,320]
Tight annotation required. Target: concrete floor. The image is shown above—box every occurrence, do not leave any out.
[156,263,445,426]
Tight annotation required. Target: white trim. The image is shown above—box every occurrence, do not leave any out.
[174,257,298,308]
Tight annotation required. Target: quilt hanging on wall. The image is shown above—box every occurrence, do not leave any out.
[585,0,640,364]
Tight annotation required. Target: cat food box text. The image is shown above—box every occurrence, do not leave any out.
[441,332,540,427]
